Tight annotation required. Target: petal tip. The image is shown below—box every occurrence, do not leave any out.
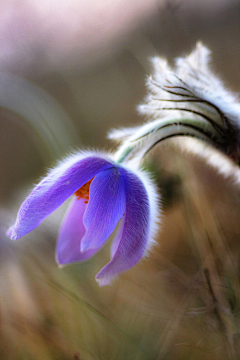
[56,258,70,268]
[80,239,97,252]
[55,253,68,267]
[6,227,18,240]
[95,272,116,286]
[57,263,66,269]
[80,242,88,252]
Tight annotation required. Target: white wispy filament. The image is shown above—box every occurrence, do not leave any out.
[111,42,240,164]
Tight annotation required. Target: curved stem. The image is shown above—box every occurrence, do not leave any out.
[114,117,219,163]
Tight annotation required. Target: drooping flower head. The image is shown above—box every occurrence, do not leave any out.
[7,151,159,285]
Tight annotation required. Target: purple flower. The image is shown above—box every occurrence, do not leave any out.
[7,151,159,285]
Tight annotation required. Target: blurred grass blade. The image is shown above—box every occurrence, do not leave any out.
[0,72,80,160]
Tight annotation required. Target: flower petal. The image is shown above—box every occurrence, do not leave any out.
[95,167,151,286]
[7,154,112,239]
[56,198,100,265]
[110,217,125,258]
[81,167,125,251]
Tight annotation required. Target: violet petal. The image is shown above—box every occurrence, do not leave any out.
[81,167,125,251]
[56,198,100,265]
[96,167,150,286]
[8,154,112,239]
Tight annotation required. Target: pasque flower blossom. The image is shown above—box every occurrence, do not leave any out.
[10,43,237,286]
[7,152,159,285]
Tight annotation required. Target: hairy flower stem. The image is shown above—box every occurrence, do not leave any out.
[114,116,220,164]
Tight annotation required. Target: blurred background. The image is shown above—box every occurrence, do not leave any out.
[1,0,240,359]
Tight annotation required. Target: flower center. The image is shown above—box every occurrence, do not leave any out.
[74,178,94,203]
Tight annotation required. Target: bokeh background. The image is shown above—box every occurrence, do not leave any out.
[1,0,240,359]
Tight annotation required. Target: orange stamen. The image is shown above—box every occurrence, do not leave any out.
[74,178,94,202]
